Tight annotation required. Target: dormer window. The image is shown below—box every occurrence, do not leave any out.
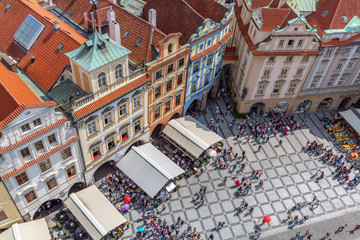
[168,44,173,54]
[14,14,45,50]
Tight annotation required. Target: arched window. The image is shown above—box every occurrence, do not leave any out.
[168,44,173,54]
[115,64,123,81]
[98,72,107,88]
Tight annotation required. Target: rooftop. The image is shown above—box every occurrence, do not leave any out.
[0,0,87,92]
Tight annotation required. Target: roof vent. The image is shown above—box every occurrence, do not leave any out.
[5,4,11,10]
[29,56,35,65]
[123,30,129,38]
[322,11,328,17]
[136,38,142,46]
[53,20,60,32]
[342,16,348,23]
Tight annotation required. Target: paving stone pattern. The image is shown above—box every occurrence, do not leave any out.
[120,99,360,240]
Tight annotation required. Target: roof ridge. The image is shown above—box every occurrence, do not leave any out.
[327,0,342,29]
[180,0,205,21]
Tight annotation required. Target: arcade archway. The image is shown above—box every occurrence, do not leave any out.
[33,199,63,220]
[185,99,201,116]
[297,100,312,112]
[250,102,265,115]
[93,160,117,183]
[124,140,146,155]
[68,182,86,196]
[317,98,333,110]
[338,97,351,110]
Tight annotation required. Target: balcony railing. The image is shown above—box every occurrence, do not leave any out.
[72,68,146,110]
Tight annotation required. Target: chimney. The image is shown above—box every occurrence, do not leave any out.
[53,20,60,32]
[0,53,18,72]
[29,56,35,65]
[108,9,121,44]
[48,0,54,7]
[148,9,156,27]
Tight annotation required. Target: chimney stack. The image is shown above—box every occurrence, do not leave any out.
[53,20,60,31]
[149,9,156,27]
[48,0,54,7]
[108,9,121,45]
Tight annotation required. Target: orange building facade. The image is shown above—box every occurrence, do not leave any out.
[147,33,191,137]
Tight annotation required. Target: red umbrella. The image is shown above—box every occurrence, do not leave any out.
[263,216,271,223]
[124,196,131,203]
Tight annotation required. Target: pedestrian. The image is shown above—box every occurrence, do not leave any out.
[296,231,301,238]
[223,177,227,185]
[232,164,237,173]
[209,233,214,240]
[338,223,347,232]
[258,145,262,151]
[279,139,283,145]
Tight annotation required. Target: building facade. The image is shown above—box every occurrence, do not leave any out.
[230,0,319,114]
[147,33,191,137]
[67,29,150,184]
[0,182,23,231]
[0,63,84,221]
[296,3,360,112]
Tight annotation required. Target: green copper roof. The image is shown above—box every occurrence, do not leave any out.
[287,0,316,12]
[65,30,131,72]
[325,16,360,34]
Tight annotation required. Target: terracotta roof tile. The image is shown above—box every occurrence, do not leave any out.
[0,0,86,92]
[0,136,79,180]
[261,8,294,31]
[53,0,166,63]
[74,74,150,119]
[0,117,67,154]
[183,0,228,23]
[251,0,273,9]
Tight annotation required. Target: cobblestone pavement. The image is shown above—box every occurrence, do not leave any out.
[120,98,360,240]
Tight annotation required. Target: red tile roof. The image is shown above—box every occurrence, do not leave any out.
[251,0,273,9]
[0,136,79,180]
[261,8,295,31]
[183,0,228,23]
[143,0,205,45]
[321,33,360,47]
[0,62,57,129]
[0,117,67,154]
[0,0,86,92]
[53,0,167,63]
[74,74,150,119]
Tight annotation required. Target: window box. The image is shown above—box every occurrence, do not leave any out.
[167,87,172,91]
[204,81,209,85]
[155,114,160,119]
[191,89,196,93]
[93,152,101,160]
[122,135,128,141]
[165,108,170,113]
[155,93,161,98]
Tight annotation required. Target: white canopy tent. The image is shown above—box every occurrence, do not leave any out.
[340,108,360,134]
[162,115,223,158]
[64,185,127,240]
[0,218,50,240]
[116,143,185,198]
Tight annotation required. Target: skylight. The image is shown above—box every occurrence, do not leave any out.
[322,11,328,17]
[123,30,129,38]
[14,14,45,50]
[342,16,348,23]
[136,38,142,46]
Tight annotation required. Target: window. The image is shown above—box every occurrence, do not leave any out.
[123,30,129,38]
[165,100,171,113]
[273,84,281,94]
[24,190,37,204]
[155,86,161,98]
[263,69,271,76]
[207,55,213,65]
[191,81,197,92]
[15,172,29,186]
[20,147,31,159]
[0,211,7,221]
[297,39,303,47]
[98,72,107,88]
[296,69,303,75]
[179,58,184,67]
[166,80,172,91]
[167,64,174,74]
[325,48,333,56]
[115,64,123,81]
[66,166,77,179]
[133,95,141,109]
[356,47,360,54]
[136,38,142,46]
[280,69,288,76]
[317,63,327,72]
[48,134,57,145]
[168,44,173,54]
[252,29,256,38]
[154,106,160,119]
[57,43,64,52]
[354,74,360,84]
[33,118,42,127]
[286,56,293,62]
[310,79,318,88]
[21,123,31,132]
[278,40,284,47]
[175,94,181,106]
[121,127,129,141]
[87,122,97,135]
[335,63,343,70]
[347,62,354,70]
[344,47,351,55]
[61,147,72,160]
[302,55,309,62]
[155,70,163,80]
[287,83,296,93]
[199,44,203,51]
[177,74,183,85]
[257,85,265,95]
[119,102,127,117]
[34,141,44,152]
[91,145,101,160]
[14,15,45,50]
[46,177,58,191]
[134,119,141,133]
[193,61,200,73]
[39,159,51,173]
[103,112,112,126]
[338,77,345,86]
[106,136,116,151]
[287,40,294,46]
[268,56,275,62]
[328,78,335,86]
